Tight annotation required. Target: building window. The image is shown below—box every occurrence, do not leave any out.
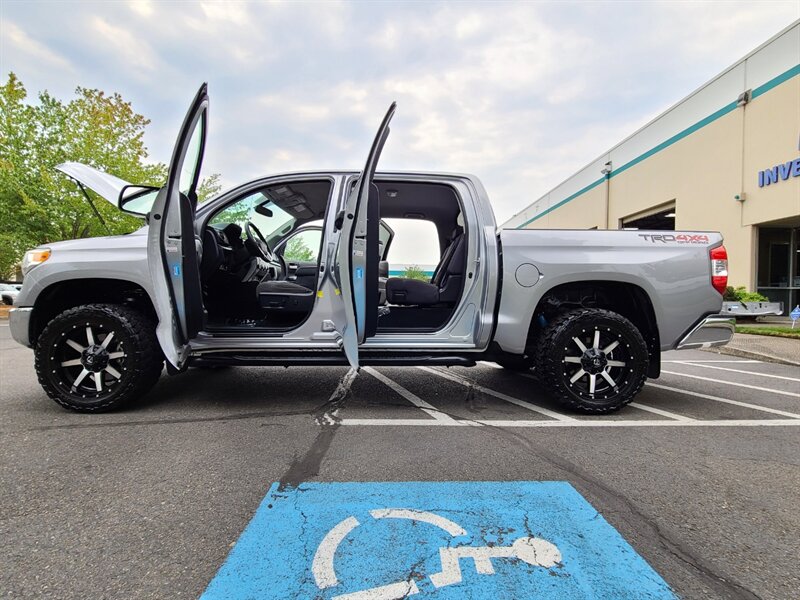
[620,204,676,231]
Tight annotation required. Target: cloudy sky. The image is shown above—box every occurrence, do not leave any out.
[2,1,798,262]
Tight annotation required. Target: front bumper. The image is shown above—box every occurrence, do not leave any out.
[676,314,735,350]
[9,307,33,348]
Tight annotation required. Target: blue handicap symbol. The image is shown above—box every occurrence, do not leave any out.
[790,305,800,321]
[202,481,675,599]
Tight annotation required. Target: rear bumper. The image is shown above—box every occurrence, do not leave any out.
[675,314,735,350]
[9,307,33,348]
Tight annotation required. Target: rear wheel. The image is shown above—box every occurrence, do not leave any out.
[537,308,648,413]
[35,304,163,412]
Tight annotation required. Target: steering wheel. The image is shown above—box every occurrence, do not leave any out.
[245,221,273,261]
[245,221,286,277]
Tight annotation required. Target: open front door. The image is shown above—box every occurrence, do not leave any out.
[147,84,208,369]
[337,102,396,369]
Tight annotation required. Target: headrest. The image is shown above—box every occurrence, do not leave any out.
[456,212,464,227]
[222,223,243,247]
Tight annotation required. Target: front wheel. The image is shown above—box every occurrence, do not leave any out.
[35,304,163,412]
[537,308,648,414]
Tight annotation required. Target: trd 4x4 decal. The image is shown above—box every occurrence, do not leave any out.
[638,233,709,244]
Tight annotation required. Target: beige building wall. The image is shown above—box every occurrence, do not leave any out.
[741,76,800,229]
[535,184,606,229]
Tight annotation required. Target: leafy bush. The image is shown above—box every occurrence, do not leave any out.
[401,265,430,282]
[723,286,769,302]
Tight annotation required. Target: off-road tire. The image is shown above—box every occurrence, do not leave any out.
[536,308,648,414]
[35,304,163,412]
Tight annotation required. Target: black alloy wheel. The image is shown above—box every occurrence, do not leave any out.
[35,304,163,412]
[537,308,648,413]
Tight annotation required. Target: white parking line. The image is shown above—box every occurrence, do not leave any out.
[628,402,694,421]
[645,382,800,419]
[677,362,800,383]
[338,418,800,427]
[340,418,479,426]
[662,359,761,363]
[476,419,800,428]
[478,361,504,369]
[418,366,577,422]
[660,370,800,398]
[363,367,464,423]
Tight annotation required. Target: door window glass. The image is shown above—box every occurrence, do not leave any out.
[283,229,322,262]
[378,220,393,260]
[179,116,204,195]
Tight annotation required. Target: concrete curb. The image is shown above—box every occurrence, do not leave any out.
[703,345,800,367]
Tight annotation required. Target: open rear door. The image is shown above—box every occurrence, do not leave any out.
[337,102,396,369]
[147,83,208,369]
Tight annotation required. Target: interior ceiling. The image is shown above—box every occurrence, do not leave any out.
[376,181,461,235]
[261,180,332,221]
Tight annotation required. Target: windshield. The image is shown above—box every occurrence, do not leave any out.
[209,190,296,246]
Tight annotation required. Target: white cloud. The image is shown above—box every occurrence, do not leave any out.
[91,16,159,73]
[1,21,73,71]
[128,0,154,18]
[199,1,250,25]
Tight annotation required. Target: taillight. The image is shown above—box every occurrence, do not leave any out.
[710,245,728,295]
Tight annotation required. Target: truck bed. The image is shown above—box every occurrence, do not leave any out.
[493,229,725,354]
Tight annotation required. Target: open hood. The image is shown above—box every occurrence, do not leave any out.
[55,162,160,217]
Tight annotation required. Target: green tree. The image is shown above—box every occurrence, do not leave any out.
[0,73,221,278]
[401,264,430,282]
[283,235,316,262]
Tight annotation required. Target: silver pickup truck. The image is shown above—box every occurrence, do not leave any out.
[9,84,734,414]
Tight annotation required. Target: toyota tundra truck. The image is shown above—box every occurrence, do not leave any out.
[9,85,734,414]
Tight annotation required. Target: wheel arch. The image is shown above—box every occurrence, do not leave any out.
[523,280,660,378]
[30,278,157,346]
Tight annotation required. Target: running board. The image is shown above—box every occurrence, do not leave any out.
[190,353,476,368]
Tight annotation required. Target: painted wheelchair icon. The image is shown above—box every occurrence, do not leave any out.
[312,508,562,599]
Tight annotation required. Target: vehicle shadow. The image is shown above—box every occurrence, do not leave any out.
[129,365,351,415]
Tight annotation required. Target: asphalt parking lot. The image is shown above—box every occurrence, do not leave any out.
[1,323,798,599]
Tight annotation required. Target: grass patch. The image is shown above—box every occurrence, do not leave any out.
[735,325,800,339]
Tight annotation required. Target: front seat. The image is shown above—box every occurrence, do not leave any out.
[385,216,466,307]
